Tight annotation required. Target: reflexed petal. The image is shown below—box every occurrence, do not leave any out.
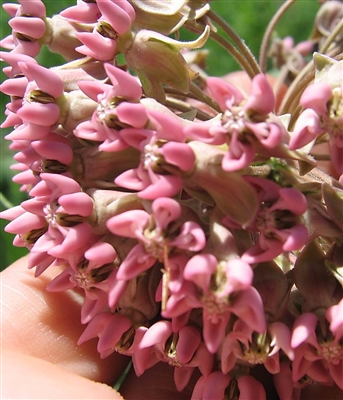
[291,313,318,348]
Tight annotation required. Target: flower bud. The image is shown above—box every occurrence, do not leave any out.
[294,240,342,314]
[253,261,291,322]
[125,26,210,102]
[184,141,259,227]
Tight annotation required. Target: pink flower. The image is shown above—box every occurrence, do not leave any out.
[47,240,117,323]
[133,321,213,391]
[75,0,135,60]
[291,312,343,389]
[1,0,46,57]
[185,74,284,171]
[164,254,266,353]
[228,177,309,263]
[60,0,101,24]
[2,173,95,270]
[75,63,146,152]
[221,319,294,375]
[290,81,343,175]
[191,371,266,400]
[77,311,133,358]
[106,197,206,280]
[115,109,195,199]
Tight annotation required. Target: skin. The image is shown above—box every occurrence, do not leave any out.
[1,255,195,399]
[1,256,342,399]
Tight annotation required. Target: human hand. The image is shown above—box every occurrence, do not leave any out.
[1,256,198,399]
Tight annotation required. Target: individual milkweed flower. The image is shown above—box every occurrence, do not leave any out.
[75,63,146,152]
[106,197,206,281]
[191,371,266,400]
[221,319,294,375]
[11,132,73,178]
[225,177,309,264]
[74,0,135,61]
[1,0,47,57]
[2,173,95,270]
[184,74,285,171]
[8,60,64,128]
[114,109,195,199]
[289,80,343,176]
[291,310,343,389]
[164,253,266,354]
[47,240,117,323]
[77,311,135,359]
[60,0,102,24]
[132,321,213,391]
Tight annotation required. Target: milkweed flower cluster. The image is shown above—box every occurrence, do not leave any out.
[1,0,343,399]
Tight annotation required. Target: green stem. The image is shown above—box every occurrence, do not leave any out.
[189,82,222,113]
[318,17,343,54]
[165,98,214,121]
[184,20,256,78]
[259,0,297,73]
[278,61,315,116]
[207,9,261,76]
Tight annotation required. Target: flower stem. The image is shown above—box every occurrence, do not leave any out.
[259,0,297,73]
[318,17,343,54]
[207,9,261,76]
[189,82,222,113]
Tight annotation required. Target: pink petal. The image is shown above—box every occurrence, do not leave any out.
[116,244,156,280]
[107,210,149,238]
[289,109,323,150]
[177,325,201,364]
[184,254,218,292]
[207,77,244,110]
[85,241,117,266]
[77,80,110,102]
[139,174,183,200]
[9,17,46,39]
[203,310,230,354]
[58,192,93,217]
[114,168,150,191]
[116,103,147,127]
[75,32,116,61]
[105,63,142,100]
[244,73,275,114]
[231,287,266,333]
[98,314,131,353]
[291,313,318,348]
[98,0,132,35]
[17,103,60,126]
[152,197,181,230]
[18,62,64,98]
[237,375,266,400]
[160,142,195,171]
[138,321,172,349]
[301,82,332,114]
[224,259,253,293]
[17,0,46,17]
[60,2,100,23]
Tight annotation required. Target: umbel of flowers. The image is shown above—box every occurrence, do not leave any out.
[1,0,343,399]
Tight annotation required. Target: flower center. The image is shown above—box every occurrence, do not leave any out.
[221,106,246,136]
[317,340,342,363]
[241,332,272,365]
[143,226,167,261]
[321,88,343,147]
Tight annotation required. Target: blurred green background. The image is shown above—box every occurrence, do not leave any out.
[0,0,319,270]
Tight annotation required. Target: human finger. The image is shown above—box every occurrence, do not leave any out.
[1,256,129,385]
[2,347,124,400]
